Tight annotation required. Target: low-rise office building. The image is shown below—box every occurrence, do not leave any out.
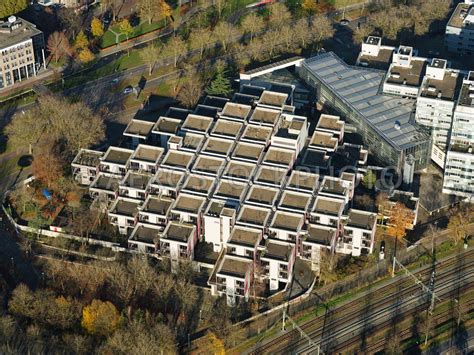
[445,2,474,55]
[0,16,45,90]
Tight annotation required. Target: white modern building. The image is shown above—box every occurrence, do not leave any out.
[445,2,474,55]
[443,72,474,198]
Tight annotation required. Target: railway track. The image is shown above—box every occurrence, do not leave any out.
[249,250,473,354]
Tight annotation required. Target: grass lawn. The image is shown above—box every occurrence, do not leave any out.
[0,156,21,180]
[100,19,166,48]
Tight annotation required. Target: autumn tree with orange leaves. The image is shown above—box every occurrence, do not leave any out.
[385,202,414,240]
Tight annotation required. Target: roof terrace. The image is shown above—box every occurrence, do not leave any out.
[163,222,195,243]
[172,193,206,214]
[181,114,214,134]
[124,119,154,138]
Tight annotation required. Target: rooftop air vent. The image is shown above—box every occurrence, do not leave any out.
[394,121,401,130]
[8,16,16,24]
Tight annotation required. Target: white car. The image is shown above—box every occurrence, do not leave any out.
[123,86,133,94]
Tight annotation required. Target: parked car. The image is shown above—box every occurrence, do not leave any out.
[340,18,350,26]
[123,86,133,94]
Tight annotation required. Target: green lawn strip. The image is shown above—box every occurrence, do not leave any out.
[0,156,21,178]
[100,19,166,48]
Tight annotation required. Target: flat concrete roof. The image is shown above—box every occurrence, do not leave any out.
[254,166,287,186]
[0,18,42,50]
[182,133,205,151]
[182,114,213,133]
[313,196,344,216]
[232,142,264,161]
[124,119,154,137]
[242,124,272,143]
[258,91,288,107]
[246,185,279,205]
[212,119,243,138]
[102,147,133,165]
[238,205,271,226]
[309,131,338,150]
[263,241,293,261]
[346,209,376,230]
[164,222,195,242]
[142,196,173,215]
[172,194,205,214]
[317,114,344,132]
[287,171,319,192]
[183,174,215,194]
[215,179,248,200]
[249,107,281,125]
[152,168,185,188]
[221,102,252,120]
[161,150,194,169]
[305,224,336,246]
[224,160,256,180]
[447,3,474,29]
[91,174,119,191]
[130,224,160,244]
[271,211,304,231]
[320,177,347,196]
[110,199,140,217]
[72,149,103,167]
[420,70,461,101]
[386,59,426,87]
[202,137,234,156]
[279,191,312,211]
[192,155,226,175]
[131,145,163,163]
[154,117,181,135]
[121,172,152,190]
[218,256,251,278]
[263,147,294,166]
[228,226,261,247]
[358,48,394,70]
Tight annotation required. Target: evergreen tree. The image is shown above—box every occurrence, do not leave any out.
[206,65,232,97]
[362,170,377,190]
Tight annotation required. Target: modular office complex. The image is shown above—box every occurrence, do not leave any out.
[298,52,431,174]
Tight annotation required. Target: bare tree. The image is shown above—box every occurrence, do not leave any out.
[140,42,161,75]
[240,12,264,42]
[353,24,373,44]
[213,21,238,53]
[137,0,160,25]
[164,36,187,68]
[293,18,311,49]
[47,31,72,63]
[447,205,472,245]
[261,29,283,59]
[5,110,44,155]
[268,3,292,29]
[189,27,212,59]
[310,15,334,48]
[177,67,204,108]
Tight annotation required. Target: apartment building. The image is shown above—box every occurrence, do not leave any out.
[71,149,103,185]
[443,72,474,198]
[382,46,427,98]
[339,210,377,256]
[0,16,45,90]
[415,59,462,168]
[356,36,395,70]
[73,87,383,305]
[445,1,474,55]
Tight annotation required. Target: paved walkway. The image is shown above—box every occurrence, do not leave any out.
[0,68,56,100]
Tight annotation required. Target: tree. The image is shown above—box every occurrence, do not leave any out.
[293,18,311,49]
[447,205,472,245]
[353,24,373,45]
[119,19,134,41]
[160,0,173,25]
[206,63,232,97]
[91,17,105,38]
[10,183,36,214]
[268,3,292,29]
[77,48,95,64]
[137,0,160,25]
[74,31,89,50]
[213,22,238,53]
[386,202,414,240]
[164,36,187,67]
[36,95,105,155]
[261,29,282,59]
[32,143,64,189]
[140,42,161,75]
[362,170,377,190]
[0,0,28,19]
[58,8,82,39]
[101,0,121,21]
[213,0,226,20]
[207,332,225,355]
[319,248,338,285]
[232,44,250,72]
[189,27,212,59]
[310,15,334,48]
[71,208,98,243]
[47,31,72,63]
[177,67,204,108]
[301,0,317,14]
[5,110,44,155]
[81,299,121,336]
[240,13,264,42]
[105,316,177,354]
